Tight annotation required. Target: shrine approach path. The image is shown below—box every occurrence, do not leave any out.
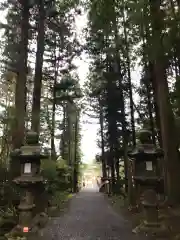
[37,186,148,240]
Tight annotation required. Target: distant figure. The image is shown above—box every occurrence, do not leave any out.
[96,176,101,187]
[83,181,85,187]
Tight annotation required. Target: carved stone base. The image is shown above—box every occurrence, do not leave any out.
[5,224,27,239]
[5,212,48,239]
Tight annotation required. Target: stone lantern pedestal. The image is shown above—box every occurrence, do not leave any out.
[11,131,45,235]
[142,189,160,229]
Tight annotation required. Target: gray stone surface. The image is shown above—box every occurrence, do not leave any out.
[37,187,148,240]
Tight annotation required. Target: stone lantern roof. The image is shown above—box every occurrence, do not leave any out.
[128,129,163,160]
[19,131,47,160]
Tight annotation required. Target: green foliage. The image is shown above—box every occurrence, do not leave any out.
[41,158,71,194]
[56,157,69,169]
[51,191,73,210]
[0,206,17,238]
[40,158,73,215]
[41,159,58,181]
[0,206,17,221]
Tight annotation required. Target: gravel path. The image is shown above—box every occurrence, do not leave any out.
[38,186,148,240]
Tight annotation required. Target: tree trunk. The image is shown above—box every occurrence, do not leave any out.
[51,97,56,159]
[11,0,30,178]
[31,0,45,135]
[67,102,73,192]
[122,3,136,146]
[113,16,128,193]
[73,111,78,193]
[145,66,156,145]
[149,0,180,202]
[60,106,66,160]
[149,62,163,147]
[105,55,116,190]
[51,68,58,159]
[99,103,107,178]
[12,1,29,149]
[142,11,157,145]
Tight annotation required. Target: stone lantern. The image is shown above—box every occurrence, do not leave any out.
[128,129,163,196]
[128,129,164,234]
[13,131,44,232]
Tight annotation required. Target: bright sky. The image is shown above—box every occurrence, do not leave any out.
[75,13,99,164]
[75,13,141,164]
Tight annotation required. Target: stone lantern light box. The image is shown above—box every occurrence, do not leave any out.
[137,147,161,178]
[20,142,41,177]
[128,130,163,185]
[24,162,31,174]
[146,161,152,171]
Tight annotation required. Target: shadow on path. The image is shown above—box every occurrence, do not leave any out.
[36,186,148,240]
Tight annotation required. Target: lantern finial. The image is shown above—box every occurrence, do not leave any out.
[139,129,152,144]
[26,131,38,145]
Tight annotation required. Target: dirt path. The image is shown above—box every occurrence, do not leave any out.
[37,187,148,240]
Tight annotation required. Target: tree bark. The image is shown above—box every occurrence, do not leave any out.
[12,0,29,149]
[145,66,156,145]
[11,0,30,178]
[73,111,79,193]
[99,103,107,179]
[113,15,128,193]
[149,0,180,202]
[31,0,45,135]
[122,2,136,146]
[51,54,58,159]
